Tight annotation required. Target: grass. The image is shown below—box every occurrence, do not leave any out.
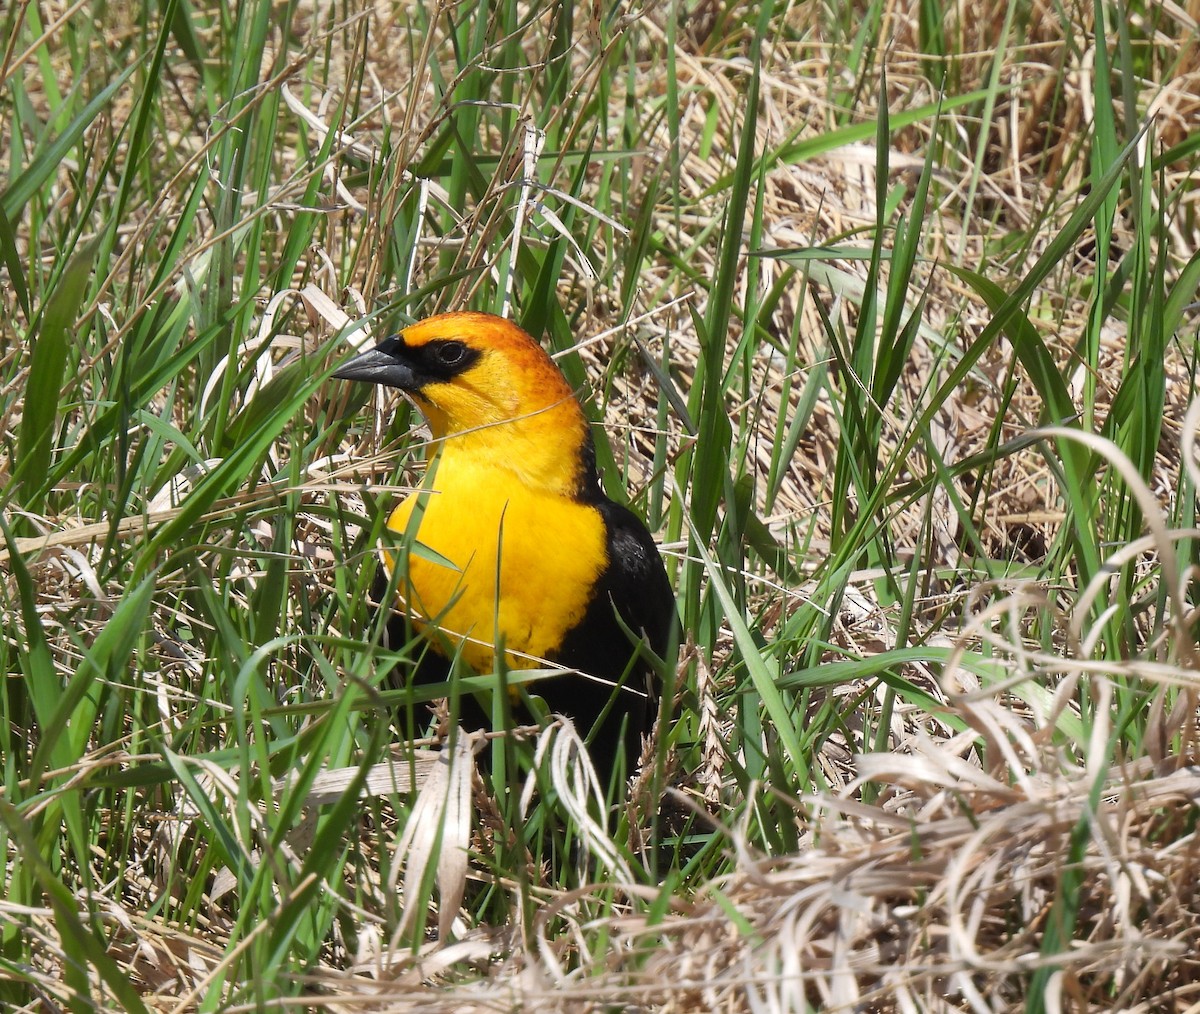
[3,0,1200,1008]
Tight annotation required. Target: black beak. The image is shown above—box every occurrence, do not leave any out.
[332,337,420,390]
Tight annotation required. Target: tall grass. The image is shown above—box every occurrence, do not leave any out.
[3,0,1200,1008]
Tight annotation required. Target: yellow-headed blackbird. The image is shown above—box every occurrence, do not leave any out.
[334,311,675,785]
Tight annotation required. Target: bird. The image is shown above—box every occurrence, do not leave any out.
[333,311,675,788]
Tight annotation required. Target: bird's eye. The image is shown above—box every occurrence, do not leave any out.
[435,340,467,367]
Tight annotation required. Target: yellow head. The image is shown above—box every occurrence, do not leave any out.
[335,311,593,496]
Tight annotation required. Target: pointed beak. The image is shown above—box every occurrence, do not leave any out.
[332,337,420,390]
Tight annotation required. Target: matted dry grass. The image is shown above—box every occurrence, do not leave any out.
[84,679,1199,1011]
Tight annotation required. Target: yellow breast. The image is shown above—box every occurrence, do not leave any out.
[384,453,608,673]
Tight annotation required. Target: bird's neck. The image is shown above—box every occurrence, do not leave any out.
[425,405,597,501]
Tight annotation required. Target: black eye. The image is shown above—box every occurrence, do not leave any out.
[434,340,468,367]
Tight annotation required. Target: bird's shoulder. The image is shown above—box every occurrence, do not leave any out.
[587,496,675,658]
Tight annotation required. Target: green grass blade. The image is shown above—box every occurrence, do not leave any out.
[12,236,101,513]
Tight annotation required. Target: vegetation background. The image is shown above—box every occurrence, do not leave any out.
[3,0,1200,1009]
